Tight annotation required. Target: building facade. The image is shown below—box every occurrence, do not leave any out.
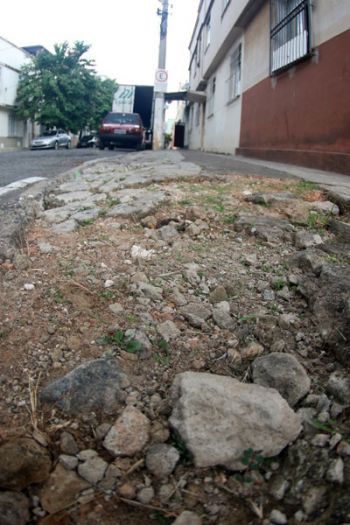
[0,36,31,151]
[187,0,350,174]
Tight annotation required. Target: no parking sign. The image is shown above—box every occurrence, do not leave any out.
[154,69,168,92]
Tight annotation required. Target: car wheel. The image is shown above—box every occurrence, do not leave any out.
[99,143,105,150]
[66,141,71,149]
[108,145,114,151]
[54,141,59,150]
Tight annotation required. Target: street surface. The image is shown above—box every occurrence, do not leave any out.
[0,148,129,189]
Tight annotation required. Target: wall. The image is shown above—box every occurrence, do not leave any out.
[238,2,350,174]
[188,37,243,154]
[0,37,31,150]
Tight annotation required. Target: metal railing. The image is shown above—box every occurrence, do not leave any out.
[270,0,310,74]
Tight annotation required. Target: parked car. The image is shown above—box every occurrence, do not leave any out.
[77,133,98,148]
[31,130,71,150]
[98,112,145,151]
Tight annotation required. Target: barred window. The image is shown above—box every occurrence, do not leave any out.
[228,44,241,101]
[270,0,311,73]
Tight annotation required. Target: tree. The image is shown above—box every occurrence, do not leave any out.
[16,41,117,134]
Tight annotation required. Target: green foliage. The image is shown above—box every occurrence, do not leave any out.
[238,313,257,324]
[223,214,238,224]
[98,329,142,354]
[307,210,329,230]
[272,279,286,290]
[296,180,317,193]
[310,418,338,434]
[154,338,171,365]
[16,41,117,133]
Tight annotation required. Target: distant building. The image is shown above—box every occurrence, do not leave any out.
[187,0,350,174]
[0,36,32,151]
[22,45,49,57]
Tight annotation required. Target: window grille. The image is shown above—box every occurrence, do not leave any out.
[270,0,310,73]
[228,43,241,101]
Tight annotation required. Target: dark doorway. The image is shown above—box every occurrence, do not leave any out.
[174,123,185,148]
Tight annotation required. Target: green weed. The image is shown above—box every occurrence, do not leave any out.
[98,290,115,300]
[296,180,317,193]
[97,329,142,354]
[310,418,338,434]
[179,199,193,206]
[234,448,267,484]
[307,211,329,229]
[81,218,95,226]
[238,314,257,324]
[223,214,238,224]
[47,288,65,304]
[272,279,286,290]
[154,338,171,366]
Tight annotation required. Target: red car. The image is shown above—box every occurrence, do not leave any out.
[98,112,145,150]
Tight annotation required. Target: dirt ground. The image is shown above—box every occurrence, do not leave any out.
[0,170,349,525]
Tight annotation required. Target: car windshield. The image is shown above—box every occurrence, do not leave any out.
[104,113,139,125]
[42,131,58,137]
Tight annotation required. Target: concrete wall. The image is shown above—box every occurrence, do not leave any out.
[238,1,350,173]
[188,36,243,154]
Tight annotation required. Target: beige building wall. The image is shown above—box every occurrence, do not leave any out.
[242,2,270,92]
[313,0,350,47]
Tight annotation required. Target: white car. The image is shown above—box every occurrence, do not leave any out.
[31,130,71,150]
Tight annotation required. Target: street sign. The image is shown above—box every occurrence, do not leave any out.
[154,69,168,92]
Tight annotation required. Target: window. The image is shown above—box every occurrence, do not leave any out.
[8,112,23,138]
[228,43,241,101]
[270,0,310,73]
[207,76,216,116]
[205,13,211,49]
[222,0,231,14]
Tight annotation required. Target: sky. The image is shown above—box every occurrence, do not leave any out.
[2,0,199,91]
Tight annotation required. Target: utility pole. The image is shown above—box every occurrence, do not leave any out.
[153,0,169,150]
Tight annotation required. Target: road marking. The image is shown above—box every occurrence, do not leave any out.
[0,177,47,197]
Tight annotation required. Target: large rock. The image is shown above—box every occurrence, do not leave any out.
[103,406,150,457]
[300,265,350,365]
[0,491,30,525]
[252,353,311,407]
[0,438,52,490]
[40,358,129,415]
[169,372,301,470]
[40,464,90,514]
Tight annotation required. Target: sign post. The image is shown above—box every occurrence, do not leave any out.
[153,0,169,150]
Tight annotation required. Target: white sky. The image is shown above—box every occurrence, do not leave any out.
[2,0,199,91]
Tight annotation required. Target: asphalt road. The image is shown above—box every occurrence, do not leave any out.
[0,147,130,188]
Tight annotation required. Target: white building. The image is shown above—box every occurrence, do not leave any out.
[187,0,350,175]
[0,36,32,151]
